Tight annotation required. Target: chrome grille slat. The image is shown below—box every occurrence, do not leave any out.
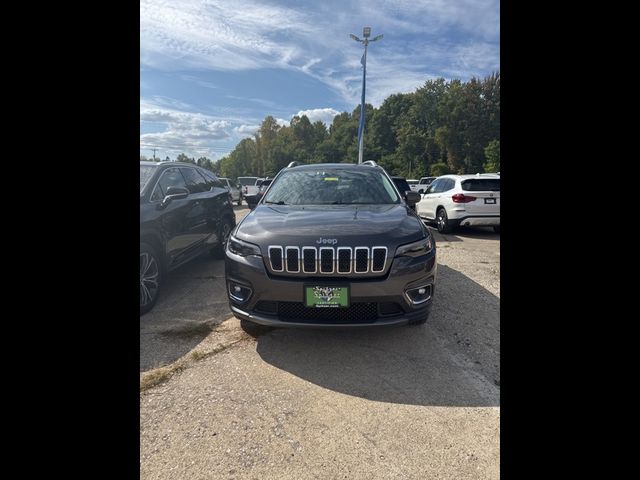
[302,247,317,273]
[371,247,387,273]
[337,247,352,273]
[268,246,283,272]
[354,247,369,273]
[268,245,388,275]
[285,247,300,272]
[319,247,334,274]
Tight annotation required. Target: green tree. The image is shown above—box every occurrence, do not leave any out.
[197,157,214,172]
[220,138,257,178]
[211,72,499,180]
[255,116,280,176]
[176,153,195,164]
[430,162,450,176]
[483,140,500,172]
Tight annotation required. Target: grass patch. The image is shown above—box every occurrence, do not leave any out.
[140,362,187,392]
[141,339,243,392]
[190,350,208,361]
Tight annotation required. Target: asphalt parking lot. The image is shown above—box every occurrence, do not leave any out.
[140,204,500,479]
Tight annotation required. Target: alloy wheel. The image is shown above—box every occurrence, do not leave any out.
[140,252,159,307]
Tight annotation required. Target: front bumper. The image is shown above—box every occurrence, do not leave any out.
[225,247,436,328]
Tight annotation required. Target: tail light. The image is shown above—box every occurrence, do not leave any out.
[452,193,477,203]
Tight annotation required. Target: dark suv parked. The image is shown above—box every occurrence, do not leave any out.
[225,161,435,329]
[140,161,236,314]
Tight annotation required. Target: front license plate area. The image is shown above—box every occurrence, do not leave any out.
[484,198,496,204]
[304,285,350,308]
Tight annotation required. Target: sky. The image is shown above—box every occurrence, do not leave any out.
[140,0,499,161]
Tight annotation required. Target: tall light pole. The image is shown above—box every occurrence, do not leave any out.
[350,27,383,164]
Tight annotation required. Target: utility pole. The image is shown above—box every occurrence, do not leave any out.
[350,27,383,164]
[152,148,157,161]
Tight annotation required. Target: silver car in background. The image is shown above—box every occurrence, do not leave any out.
[219,177,243,205]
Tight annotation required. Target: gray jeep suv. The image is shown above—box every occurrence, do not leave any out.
[224,161,436,328]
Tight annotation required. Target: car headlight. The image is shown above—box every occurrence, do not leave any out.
[395,236,433,257]
[227,235,261,257]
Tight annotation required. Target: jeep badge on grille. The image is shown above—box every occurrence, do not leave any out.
[316,238,338,245]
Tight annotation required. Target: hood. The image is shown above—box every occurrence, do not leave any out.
[235,204,426,250]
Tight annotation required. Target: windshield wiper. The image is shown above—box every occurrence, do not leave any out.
[264,200,287,205]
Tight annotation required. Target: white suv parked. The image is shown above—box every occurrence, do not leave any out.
[416,174,500,233]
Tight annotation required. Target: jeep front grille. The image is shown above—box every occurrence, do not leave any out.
[267,246,388,275]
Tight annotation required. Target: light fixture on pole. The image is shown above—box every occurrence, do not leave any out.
[350,27,383,164]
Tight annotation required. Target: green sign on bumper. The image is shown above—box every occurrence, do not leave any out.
[304,286,350,308]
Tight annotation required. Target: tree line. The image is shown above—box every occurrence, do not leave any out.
[141,72,500,180]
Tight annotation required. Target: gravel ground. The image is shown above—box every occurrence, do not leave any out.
[140,206,500,479]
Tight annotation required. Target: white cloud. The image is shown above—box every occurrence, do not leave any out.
[275,118,290,127]
[140,109,230,138]
[294,108,340,126]
[140,0,314,71]
[179,74,219,89]
[226,95,279,109]
[234,124,260,137]
[140,0,499,108]
[140,101,234,158]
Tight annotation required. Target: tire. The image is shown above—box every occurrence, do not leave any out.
[436,208,453,234]
[493,225,500,234]
[210,218,233,259]
[408,306,431,325]
[240,319,273,337]
[140,242,162,315]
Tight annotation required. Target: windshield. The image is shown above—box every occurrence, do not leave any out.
[140,165,156,192]
[461,178,500,192]
[263,169,401,205]
[238,177,258,186]
[407,180,418,185]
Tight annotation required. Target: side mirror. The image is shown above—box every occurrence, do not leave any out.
[159,186,189,209]
[405,191,421,206]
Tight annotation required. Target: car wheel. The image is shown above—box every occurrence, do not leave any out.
[436,208,453,234]
[140,242,162,315]
[493,225,500,234]
[210,218,232,259]
[408,306,431,325]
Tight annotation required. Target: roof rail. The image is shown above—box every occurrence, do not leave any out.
[286,161,300,168]
[360,160,378,167]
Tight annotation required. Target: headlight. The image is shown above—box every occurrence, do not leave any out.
[395,236,433,257]
[227,235,261,257]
